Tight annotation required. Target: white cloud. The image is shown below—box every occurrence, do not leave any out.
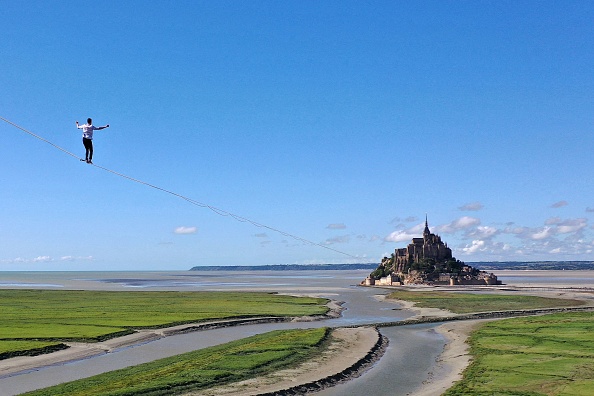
[545,217,562,225]
[325,235,350,245]
[531,226,555,240]
[1,255,94,264]
[438,216,481,233]
[462,240,486,254]
[503,226,529,235]
[33,256,52,262]
[385,222,425,243]
[458,202,484,211]
[174,226,197,235]
[385,230,418,243]
[254,233,268,238]
[60,256,93,261]
[551,200,568,208]
[390,216,418,225]
[515,218,588,241]
[326,223,347,230]
[556,218,587,234]
[466,225,499,239]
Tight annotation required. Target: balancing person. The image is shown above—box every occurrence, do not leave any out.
[76,118,109,164]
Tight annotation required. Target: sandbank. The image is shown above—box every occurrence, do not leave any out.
[410,319,483,396]
[185,326,382,396]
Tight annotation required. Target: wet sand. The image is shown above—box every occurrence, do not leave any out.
[411,320,482,396]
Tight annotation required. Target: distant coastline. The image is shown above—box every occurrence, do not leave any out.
[189,263,379,271]
[470,261,594,271]
[190,261,594,272]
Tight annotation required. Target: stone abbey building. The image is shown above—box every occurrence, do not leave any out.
[366,216,500,286]
[393,216,452,272]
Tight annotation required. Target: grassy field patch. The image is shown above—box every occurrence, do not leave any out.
[0,290,328,358]
[23,328,329,396]
[445,312,594,396]
[0,341,69,360]
[387,290,584,313]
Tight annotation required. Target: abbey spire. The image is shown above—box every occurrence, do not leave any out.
[423,214,431,238]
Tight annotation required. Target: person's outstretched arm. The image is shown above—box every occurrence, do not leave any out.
[96,124,110,130]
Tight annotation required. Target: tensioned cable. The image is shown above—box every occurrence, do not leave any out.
[1,116,358,258]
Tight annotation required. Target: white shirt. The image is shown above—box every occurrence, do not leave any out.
[78,124,99,140]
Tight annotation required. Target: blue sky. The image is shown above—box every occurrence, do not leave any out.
[1,1,593,270]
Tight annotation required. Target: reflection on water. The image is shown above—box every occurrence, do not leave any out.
[0,283,63,288]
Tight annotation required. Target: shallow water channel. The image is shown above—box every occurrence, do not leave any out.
[0,271,446,395]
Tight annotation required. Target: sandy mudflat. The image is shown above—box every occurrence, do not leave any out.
[410,319,485,396]
[183,326,380,396]
[0,330,164,377]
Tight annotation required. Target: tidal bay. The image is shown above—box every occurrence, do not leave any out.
[0,269,591,395]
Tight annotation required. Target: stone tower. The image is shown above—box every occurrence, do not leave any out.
[392,216,453,273]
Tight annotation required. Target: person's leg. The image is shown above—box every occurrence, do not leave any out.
[83,138,93,163]
[82,138,89,161]
[88,140,93,162]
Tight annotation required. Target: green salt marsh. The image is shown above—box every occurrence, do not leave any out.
[0,289,328,357]
[387,290,585,314]
[388,289,594,395]
[23,328,330,396]
[445,312,594,395]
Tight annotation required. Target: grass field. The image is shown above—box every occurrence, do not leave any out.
[0,341,69,360]
[0,290,328,358]
[23,328,330,396]
[445,312,594,396]
[387,290,585,314]
[387,289,594,395]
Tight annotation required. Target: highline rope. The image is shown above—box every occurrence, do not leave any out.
[0,116,358,259]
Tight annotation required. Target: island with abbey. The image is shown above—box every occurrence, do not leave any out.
[364,217,501,286]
